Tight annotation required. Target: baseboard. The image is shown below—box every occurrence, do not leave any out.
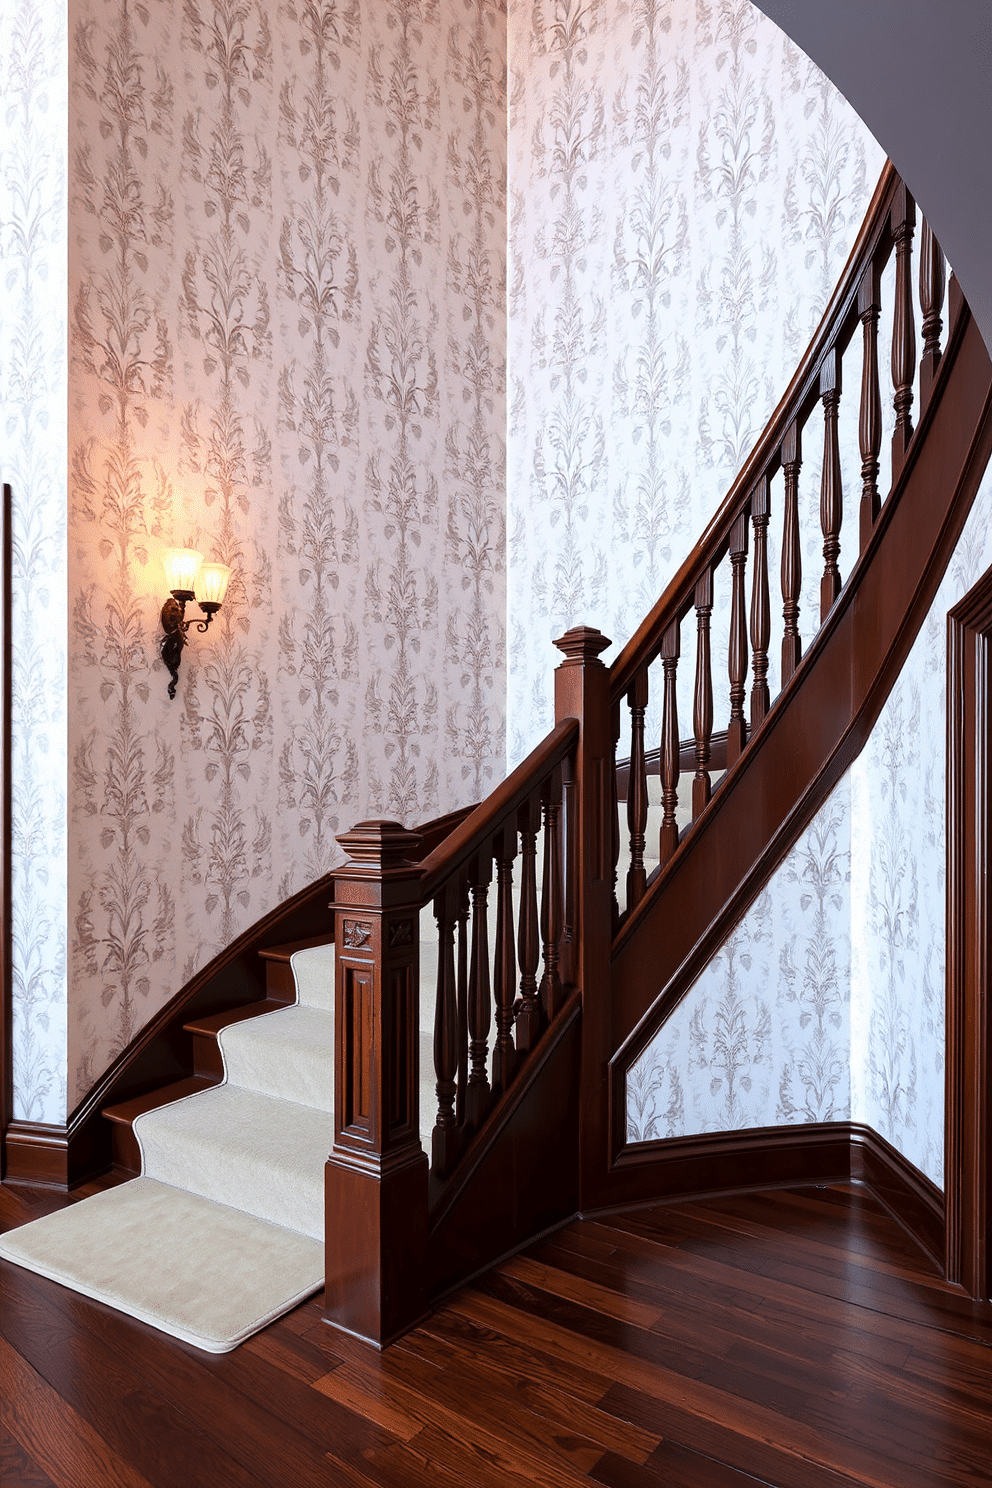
[849,1122,944,1267]
[605,1121,854,1209]
[607,1120,945,1269]
[4,1121,69,1187]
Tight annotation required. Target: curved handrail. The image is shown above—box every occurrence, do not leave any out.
[419,719,577,899]
[611,161,900,701]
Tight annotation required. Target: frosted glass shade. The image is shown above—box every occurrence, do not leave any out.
[162,547,203,595]
[197,562,231,607]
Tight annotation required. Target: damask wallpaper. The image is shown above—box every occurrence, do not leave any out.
[0,0,69,1124]
[506,0,885,765]
[66,0,507,1106]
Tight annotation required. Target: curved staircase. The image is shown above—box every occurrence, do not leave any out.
[3,161,992,1352]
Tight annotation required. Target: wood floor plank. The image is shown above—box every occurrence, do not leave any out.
[589,1440,777,1488]
[0,1418,60,1488]
[0,1331,158,1488]
[0,1259,391,1488]
[0,1264,264,1488]
[5,1177,992,1486]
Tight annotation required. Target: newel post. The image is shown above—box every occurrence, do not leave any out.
[324,820,428,1348]
[553,626,613,1204]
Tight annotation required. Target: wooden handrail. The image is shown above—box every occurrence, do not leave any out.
[418,718,578,899]
[610,161,900,702]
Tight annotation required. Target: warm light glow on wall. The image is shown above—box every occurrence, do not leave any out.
[162,547,203,597]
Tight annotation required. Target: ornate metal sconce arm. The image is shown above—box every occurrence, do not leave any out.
[160,593,219,700]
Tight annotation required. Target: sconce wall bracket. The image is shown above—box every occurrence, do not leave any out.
[161,594,217,700]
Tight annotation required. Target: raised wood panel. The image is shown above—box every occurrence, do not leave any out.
[427,998,581,1301]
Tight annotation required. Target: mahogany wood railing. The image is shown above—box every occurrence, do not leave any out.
[318,160,992,1344]
[324,703,586,1344]
[609,163,951,922]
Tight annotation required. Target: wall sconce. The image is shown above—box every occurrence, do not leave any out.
[160,547,231,699]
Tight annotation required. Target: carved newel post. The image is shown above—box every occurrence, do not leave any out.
[324,821,428,1348]
[553,626,612,1204]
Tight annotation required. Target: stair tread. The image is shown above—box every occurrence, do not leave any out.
[134,1084,333,1239]
[258,935,334,964]
[218,1004,334,1112]
[185,999,291,1038]
[103,1076,216,1127]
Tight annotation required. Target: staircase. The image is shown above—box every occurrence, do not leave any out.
[4,160,992,1352]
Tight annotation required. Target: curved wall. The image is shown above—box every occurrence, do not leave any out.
[753,1,992,356]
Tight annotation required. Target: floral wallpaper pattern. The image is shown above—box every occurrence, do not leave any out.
[628,777,852,1139]
[506,0,884,764]
[66,0,506,1106]
[0,0,69,1124]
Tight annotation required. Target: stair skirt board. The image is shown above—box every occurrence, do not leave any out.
[0,940,439,1353]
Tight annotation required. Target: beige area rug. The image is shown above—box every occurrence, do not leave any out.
[0,940,438,1353]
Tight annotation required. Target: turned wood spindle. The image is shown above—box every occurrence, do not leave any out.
[819,347,843,622]
[659,618,681,864]
[727,507,749,766]
[858,262,882,550]
[464,857,492,1131]
[749,475,771,731]
[919,216,945,411]
[692,566,714,818]
[780,421,803,683]
[626,667,649,912]
[431,886,459,1176]
[891,182,917,476]
[455,882,469,1126]
[538,768,564,1022]
[515,797,541,1054]
[491,829,517,1095]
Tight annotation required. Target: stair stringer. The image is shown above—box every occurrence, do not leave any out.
[587,303,992,1211]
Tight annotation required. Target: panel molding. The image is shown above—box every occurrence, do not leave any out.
[945,565,992,1296]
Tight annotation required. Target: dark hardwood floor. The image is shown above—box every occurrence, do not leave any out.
[2,1177,992,1486]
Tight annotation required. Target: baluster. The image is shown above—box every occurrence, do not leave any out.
[749,475,771,730]
[455,880,469,1126]
[491,828,517,1095]
[780,422,803,682]
[515,796,541,1054]
[538,766,564,1021]
[431,884,459,1176]
[727,507,749,766]
[625,667,649,911]
[819,348,843,622]
[692,566,714,818]
[659,618,680,864]
[891,182,917,476]
[919,216,945,411]
[464,859,491,1132]
[858,262,882,550]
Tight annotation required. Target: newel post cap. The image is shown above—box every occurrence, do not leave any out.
[334,820,423,871]
[553,625,611,667]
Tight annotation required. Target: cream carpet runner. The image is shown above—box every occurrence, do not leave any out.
[0,943,436,1354]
